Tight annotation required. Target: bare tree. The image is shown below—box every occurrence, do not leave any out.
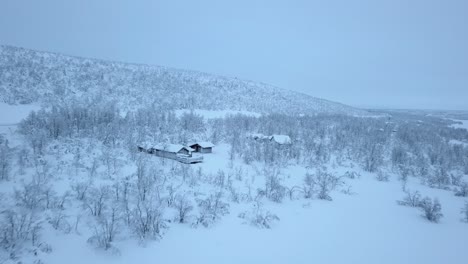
[71,181,92,201]
[84,186,111,217]
[88,207,119,250]
[131,199,166,240]
[0,209,42,252]
[419,197,443,223]
[173,194,193,223]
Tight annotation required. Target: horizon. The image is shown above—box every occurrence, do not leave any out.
[1,0,467,111]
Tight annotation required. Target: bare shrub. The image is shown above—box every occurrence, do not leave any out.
[47,210,71,234]
[285,186,303,200]
[461,202,468,223]
[304,169,340,201]
[397,190,422,207]
[238,201,279,229]
[343,171,360,179]
[193,192,229,228]
[14,182,48,210]
[455,182,468,197]
[264,169,286,203]
[419,197,443,223]
[376,170,390,182]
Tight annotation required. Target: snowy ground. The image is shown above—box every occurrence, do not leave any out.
[451,119,468,130]
[2,105,468,264]
[0,102,40,125]
[36,145,468,264]
[40,165,468,264]
[0,103,40,147]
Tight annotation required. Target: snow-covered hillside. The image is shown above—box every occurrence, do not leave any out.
[0,45,367,116]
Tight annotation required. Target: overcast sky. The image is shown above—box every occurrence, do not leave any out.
[1,0,467,110]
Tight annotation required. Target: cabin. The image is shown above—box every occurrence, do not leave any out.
[137,143,203,164]
[269,135,292,145]
[189,142,215,153]
[247,133,270,141]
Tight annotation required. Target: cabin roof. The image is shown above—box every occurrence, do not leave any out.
[270,135,292,144]
[140,142,194,153]
[154,144,194,153]
[189,141,215,148]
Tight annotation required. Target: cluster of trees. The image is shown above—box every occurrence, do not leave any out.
[214,113,468,189]
[0,137,11,181]
[15,102,468,187]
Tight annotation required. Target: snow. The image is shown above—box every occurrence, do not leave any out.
[152,143,195,153]
[175,109,261,119]
[449,139,468,147]
[270,135,292,145]
[20,144,466,264]
[0,102,39,125]
[450,119,468,130]
[0,103,40,147]
[40,167,468,264]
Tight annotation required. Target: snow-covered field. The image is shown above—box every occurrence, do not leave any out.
[451,119,468,130]
[6,142,462,264]
[0,103,40,147]
[0,102,40,125]
[40,169,468,264]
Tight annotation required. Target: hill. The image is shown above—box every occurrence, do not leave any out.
[0,45,366,116]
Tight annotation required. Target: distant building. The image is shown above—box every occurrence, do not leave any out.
[247,133,270,141]
[189,142,215,153]
[137,143,203,164]
[247,133,292,145]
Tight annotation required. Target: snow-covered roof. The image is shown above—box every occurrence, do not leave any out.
[140,142,194,153]
[270,135,292,145]
[154,144,194,153]
[189,141,215,148]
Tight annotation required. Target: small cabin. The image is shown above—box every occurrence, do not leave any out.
[189,142,215,153]
[137,143,203,163]
[151,144,194,159]
[247,133,270,141]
